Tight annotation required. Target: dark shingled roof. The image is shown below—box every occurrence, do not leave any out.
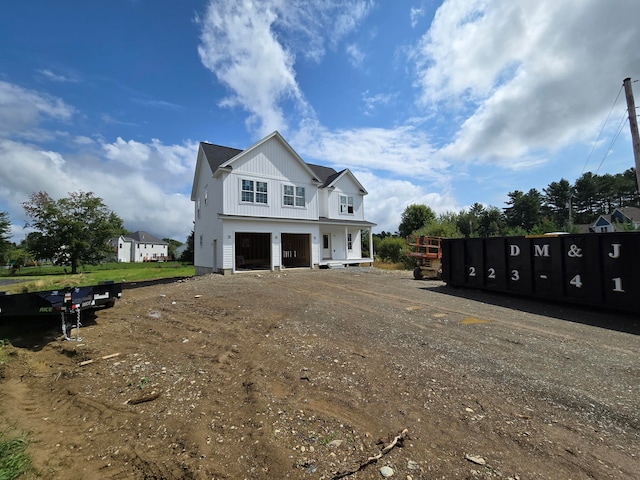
[304,163,341,187]
[201,142,340,186]
[200,142,243,172]
[127,231,166,244]
[617,206,640,221]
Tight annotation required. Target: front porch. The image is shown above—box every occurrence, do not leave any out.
[319,257,373,268]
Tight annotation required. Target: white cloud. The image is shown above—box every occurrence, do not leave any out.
[354,170,457,234]
[73,135,95,145]
[292,121,448,179]
[411,0,640,165]
[0,78,199,244]
[346,43,365,68]
[361,90,395,115]
[101,137,197,185]
[410,7,425,28]
[196,0,374,137]
[0,136,198,244]
[0,81,74,138]
[38,69,80,83]
[197,1,305,137]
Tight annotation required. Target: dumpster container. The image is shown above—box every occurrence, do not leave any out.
[441,232,640,313]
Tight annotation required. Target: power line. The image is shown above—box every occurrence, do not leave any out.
[594,108,629,174]
[582,84,624,174]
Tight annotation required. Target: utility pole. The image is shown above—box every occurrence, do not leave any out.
[623,77,640,195]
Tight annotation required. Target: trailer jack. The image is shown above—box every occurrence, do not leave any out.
[60,290,82,341]
[61,307,82,341]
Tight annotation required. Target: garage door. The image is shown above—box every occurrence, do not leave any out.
[235,232,271,270]
[281,234,310,268]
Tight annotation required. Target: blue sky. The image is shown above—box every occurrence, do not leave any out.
[1,0,639,244]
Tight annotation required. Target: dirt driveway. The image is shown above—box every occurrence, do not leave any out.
[1,268,638,479]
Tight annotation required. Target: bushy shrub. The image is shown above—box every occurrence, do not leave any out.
[376,237,407,264]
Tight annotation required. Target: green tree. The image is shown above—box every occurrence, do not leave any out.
[573,172,598,223]
[398,204,436,238]
[163,238,183,260]
[376,237,406,263]
[542,179,572,229]
[618,168,639,206]
[0,211,11,264]
[504,189,542,232]
[360,229,370,258]
[530,217,560,235]
[456,203,483,237]
[179,229,194,263]
[477,206,506,237]
[22,191,124,274]
[415,212,462,238]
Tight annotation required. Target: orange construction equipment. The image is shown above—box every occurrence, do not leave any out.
[406,235,443,279]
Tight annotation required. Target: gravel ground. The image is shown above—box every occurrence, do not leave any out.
[0,267,638,479]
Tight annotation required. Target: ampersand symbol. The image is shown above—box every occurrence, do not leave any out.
[567,244,583,258]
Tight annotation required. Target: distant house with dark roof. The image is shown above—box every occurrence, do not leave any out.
[190,131,375,275]
[109,231,168,262]
[577,206,640,233]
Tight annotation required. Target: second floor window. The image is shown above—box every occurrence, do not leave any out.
[340,195,354,214]
[284,185,306,207]
[242,179,268,204]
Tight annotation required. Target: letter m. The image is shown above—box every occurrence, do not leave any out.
[534,244,550,257]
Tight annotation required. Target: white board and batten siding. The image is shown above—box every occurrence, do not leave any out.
[193,150,222,273]
[222,140,319,220]
[325,174,365,221]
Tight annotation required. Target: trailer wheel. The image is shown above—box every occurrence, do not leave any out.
[413,266,424,280]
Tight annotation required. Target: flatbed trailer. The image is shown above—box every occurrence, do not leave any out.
[406,235,443,279]
[0,282,122,340]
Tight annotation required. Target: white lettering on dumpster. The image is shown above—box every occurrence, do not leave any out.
[608,244,621,259]
[567,244,583,258]
[534,244,550,257]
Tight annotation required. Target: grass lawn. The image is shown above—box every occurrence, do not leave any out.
[0,262,194,294]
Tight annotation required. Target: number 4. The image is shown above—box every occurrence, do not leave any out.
[569,275,583,288]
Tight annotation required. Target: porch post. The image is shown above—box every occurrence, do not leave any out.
[344,226,348,260]
[369,228,373,261]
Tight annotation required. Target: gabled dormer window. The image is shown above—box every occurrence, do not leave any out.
[283,185,306,207]
[340,195,354,214]
[241,179,268,204]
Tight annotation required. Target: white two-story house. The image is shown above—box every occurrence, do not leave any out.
[108,231,169,262]
[190,131,375,275]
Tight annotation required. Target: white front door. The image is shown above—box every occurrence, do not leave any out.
[322,234,331,259]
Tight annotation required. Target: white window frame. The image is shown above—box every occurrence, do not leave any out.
[347,233,353,251]
[283,184,306,208]
[340,195,354,214]
[241,178,268,205]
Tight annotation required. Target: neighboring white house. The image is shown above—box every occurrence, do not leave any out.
[190,131,375,275]
[109,231,169,263]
